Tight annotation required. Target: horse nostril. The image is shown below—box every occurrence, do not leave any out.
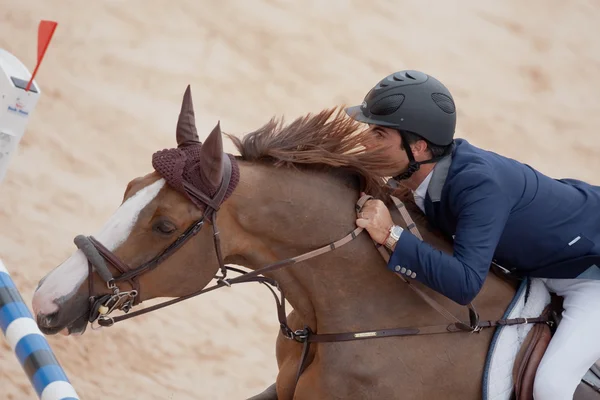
[36,311,58,328]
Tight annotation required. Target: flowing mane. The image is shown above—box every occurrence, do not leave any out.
[226,107,403,197]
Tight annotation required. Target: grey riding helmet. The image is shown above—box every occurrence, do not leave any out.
[345,70,456,146]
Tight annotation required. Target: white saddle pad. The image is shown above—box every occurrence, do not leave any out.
[482,278,551,400]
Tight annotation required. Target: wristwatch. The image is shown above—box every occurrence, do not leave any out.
[384,225,403,250]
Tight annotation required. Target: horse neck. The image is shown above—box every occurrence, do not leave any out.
[228,164,477,333]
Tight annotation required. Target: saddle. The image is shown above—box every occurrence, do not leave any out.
[512,302,554,399]
[489,267,600,400]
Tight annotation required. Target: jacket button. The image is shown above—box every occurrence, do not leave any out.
[406,269,412,276]
[394,265,401,272]
[401,267,407,274]
[411,272,417,279]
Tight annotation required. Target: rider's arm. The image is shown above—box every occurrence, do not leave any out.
[387,173,511,305]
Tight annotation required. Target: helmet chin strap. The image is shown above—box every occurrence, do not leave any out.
[394,158,420,181]
[393,131,449,181]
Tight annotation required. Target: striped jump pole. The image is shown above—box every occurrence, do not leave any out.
[0,21,79,400]
[0,260,80,400]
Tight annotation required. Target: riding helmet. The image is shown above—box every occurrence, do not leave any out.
[345,70,456,146]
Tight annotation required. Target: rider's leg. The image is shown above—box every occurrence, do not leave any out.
[533,278,600,400]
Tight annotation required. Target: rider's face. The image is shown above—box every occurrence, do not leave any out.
[365,126,409,175]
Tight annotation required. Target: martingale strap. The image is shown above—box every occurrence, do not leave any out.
[359,194,469,326]
[288,194,552,393]
[390,195,423,240]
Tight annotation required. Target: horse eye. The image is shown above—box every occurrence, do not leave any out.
[153,220,177,235]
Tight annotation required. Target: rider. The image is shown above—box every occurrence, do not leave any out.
[346,69,600,400]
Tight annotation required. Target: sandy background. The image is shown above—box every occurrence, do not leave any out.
[0,1,599,399]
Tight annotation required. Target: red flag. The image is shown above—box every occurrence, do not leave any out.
[25,20,58,92]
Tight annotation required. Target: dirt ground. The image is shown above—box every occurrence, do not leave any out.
[0,1,599,399]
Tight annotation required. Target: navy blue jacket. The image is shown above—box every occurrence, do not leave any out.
[389,139,600,305]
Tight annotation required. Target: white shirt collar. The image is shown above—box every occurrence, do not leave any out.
[412,170,434,214]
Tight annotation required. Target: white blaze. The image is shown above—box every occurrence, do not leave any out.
[32,179,165,316]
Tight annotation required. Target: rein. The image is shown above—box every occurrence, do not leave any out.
[80,222,364,328]
[74,166,551,393]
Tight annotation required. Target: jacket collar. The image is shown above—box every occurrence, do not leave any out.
[426,148,454,203]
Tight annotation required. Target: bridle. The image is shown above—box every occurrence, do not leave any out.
[73,155,552,394]
[74,155,236,326]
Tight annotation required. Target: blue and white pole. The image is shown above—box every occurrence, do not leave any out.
[1,27,79,400]
[0,259,80,400]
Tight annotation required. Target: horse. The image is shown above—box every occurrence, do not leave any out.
[31,86,599,399]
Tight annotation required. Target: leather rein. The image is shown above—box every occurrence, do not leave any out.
[73,156,551,390]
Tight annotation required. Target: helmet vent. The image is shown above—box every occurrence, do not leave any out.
[405,72,416,80]
[370,94,405,115]
[431,93,456,114]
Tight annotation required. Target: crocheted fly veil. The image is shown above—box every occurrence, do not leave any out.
[151,85,240,221]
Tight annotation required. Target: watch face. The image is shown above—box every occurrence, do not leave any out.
[391,225,402,238]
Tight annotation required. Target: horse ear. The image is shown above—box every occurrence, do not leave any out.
[198,121,224,188]
[176,85,201,148]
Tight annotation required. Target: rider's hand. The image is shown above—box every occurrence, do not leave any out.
[356,192,394,245]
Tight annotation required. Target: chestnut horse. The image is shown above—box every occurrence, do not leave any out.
[32,86,542,399]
